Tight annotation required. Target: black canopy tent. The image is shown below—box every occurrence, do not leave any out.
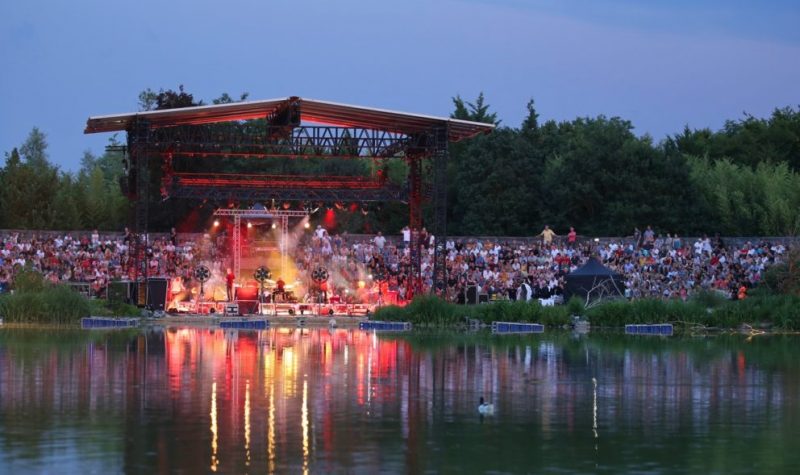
[564,258,626,302]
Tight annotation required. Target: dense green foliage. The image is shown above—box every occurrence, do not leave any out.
[376,291,800,331]
[0,129,127,231]
[375,294,571,326]
[1,88,798,235]
[447,98,800,236]
[0,269,138,324]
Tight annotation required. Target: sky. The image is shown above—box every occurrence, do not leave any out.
[1,0,798,171]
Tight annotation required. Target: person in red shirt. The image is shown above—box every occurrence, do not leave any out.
[226,268,235,302]
[567,227,577,249]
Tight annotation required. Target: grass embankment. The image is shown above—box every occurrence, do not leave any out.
[0,269,139,325]
[374,291,800,331]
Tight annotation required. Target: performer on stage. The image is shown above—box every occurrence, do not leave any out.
[319,279,328,304]
[273,276,286,302]
[226,268,235,302]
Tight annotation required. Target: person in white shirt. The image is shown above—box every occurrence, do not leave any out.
[374,232,386,251]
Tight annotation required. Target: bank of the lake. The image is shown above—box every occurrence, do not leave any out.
[375,293,800,331]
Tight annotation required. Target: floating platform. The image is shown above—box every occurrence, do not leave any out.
[625,323,673,336]
[491,322,544,334]
[358,321,412,331]
[81,317,140,329]
[219,318,269,330]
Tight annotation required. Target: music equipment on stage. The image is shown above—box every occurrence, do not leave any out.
[194,265,211,298]
[146,278,169,311]
[224,303,240,316]
[235,285,259,301]
[311,266,329,283]
[466,286,478,305]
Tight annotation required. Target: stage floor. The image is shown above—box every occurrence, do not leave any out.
[166,301,378,318]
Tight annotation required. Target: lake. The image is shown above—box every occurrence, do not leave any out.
[1,326,798,474]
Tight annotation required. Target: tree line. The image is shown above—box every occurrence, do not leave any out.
[1,87,798,236]
[0,129,127,231]
[448,94,800,237]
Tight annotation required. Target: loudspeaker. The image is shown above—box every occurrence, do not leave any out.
[146,278,169,311]
[466,286,478,305]
[108,280,135,305]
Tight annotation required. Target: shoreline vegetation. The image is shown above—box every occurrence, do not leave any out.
[374,292,800,332]
[0,269,137,325]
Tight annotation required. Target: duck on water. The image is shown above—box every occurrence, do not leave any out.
[478,397,494,415]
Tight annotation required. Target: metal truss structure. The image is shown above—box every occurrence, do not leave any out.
[213,208,308,279]
[88,97,493,296]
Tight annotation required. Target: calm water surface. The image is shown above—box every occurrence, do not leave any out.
[1,326,799,474]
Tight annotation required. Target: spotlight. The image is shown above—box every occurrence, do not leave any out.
[213,220,220,227]
[593,238,600,243]
[271,223,277,229]
[247,222,253,229]
[282,202,291,210]
[304,222,310,229]
[367,274,373,280]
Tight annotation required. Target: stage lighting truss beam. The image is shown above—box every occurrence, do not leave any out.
[149,125,430,159]
[173,173,389,190]
[173,186,406,203]
[213,208,308,280]
[432,128,449,296]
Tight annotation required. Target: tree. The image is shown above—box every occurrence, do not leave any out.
[212,92,250,104]
[670,106,800,171]
[52,175,82,230]
[19,127,50,169]
[138,88,158,111]
[0,147,59,229]
[521,99,539,132]
[450,92,499,125]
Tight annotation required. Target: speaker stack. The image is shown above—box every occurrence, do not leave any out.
[146,278,169,311]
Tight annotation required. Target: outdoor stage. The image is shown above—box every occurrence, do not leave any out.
[85,95,493,304]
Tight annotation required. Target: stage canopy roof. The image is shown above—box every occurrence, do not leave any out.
[84,96,494,142]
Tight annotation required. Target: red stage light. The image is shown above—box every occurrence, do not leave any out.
[324,209,336,229]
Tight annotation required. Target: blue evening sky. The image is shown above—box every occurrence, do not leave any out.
[1,0,798,171]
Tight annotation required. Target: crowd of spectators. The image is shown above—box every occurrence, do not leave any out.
[0,225,791,304]
[298,226,789,304]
